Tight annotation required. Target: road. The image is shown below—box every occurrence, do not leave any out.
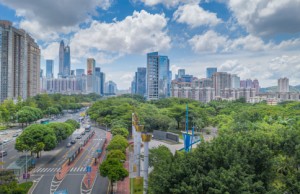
[32,126,109,194]
[0,112,82,169]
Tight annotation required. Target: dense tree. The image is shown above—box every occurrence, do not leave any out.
[107,150,126,161]
[111,127,129,138]
[65,119,80,129]
[15,124,57,157]
[47,122,74,142]
[16,106,43,127]
[100,158,128,191]
[107,135,128,153]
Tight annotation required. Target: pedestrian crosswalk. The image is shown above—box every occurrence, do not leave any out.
[32,166,86,174]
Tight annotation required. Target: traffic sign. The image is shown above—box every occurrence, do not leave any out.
[86,166,92,173]
[96,149,102,153]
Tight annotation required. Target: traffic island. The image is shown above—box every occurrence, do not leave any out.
[55,131,96,181]
[82,132,112,189]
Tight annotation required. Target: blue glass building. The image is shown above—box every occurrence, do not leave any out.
[135,67,147,96]
[46,60,54,78]
[63,46,70,77]
[76,69,85,76]
[147,52,170,100]
[206,67,217,78]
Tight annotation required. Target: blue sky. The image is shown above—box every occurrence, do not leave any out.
[1,0,300,89]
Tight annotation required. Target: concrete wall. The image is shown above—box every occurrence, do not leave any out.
[153,130,179,143]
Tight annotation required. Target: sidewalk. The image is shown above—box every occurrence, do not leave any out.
[83,131,112,189]
[116,149,130,194]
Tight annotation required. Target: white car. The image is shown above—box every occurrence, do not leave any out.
[3,139,9,144]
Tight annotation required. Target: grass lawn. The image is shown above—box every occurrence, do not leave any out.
[130,177,143,194]
[18,181,33,192]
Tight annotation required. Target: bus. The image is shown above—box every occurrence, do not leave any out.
[40,119,50,125]
[85,125,91,132]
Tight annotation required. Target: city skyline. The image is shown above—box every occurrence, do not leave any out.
[0,1,300,89]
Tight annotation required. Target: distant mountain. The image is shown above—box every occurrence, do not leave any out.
[260,85,300,93]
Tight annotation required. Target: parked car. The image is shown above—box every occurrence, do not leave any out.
[12,133,19,137]
[0,151,7,157]
[66,143,72,148]
[76,135,82,139]
[70,140,76,144]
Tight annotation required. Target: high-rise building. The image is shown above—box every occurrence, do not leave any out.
[231,74,240,89]
[147,52,170,100]
[252,79,260,94]
[135,67,146,96]
[0,20,40,102]
[59,40,64,76]
[246,79,253,88]
[70,70,75,76]
[206,67,217,78]
[87,58,95,75]
[240,80,246,88]
[212,72,231,97]
[40,70,43,78]
[76,69,85,76]
[176,69,185,79]
[105,81,117,94]
[100,72,105,95]
[46,60,54,78]
[63,45,70,76]
[94,67,102,95]
[278,77,289,93]
[131,75,136,94]
[27,34,41,98]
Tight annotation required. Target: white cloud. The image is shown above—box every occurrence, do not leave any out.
[189,30,300,53]
[188,30,227,52]
[70,10,171,62]
[0,0,112,41]
[136,0,199,8]
[173,3,221,28]
[42,42,60,60]
[227,0,300,36]
[219,60,252,79]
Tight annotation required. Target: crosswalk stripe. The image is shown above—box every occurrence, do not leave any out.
[81,167,85,171]
[36,168,41,172]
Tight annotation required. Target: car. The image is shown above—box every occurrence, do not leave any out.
[0,151,7,157]
[81,132,86,136]
[3,139,9,144]
[12,133,19,137]
[76,135,82,139]
[66,143,72,148]
[70,140,76,144]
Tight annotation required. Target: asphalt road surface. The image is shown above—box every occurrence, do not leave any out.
[31,126,108,194]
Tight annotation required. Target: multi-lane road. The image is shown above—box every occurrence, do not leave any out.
[0,112,109,194]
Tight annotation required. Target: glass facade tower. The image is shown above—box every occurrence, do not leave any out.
[46,60,54,78]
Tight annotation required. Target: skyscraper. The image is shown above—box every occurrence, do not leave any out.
[0,20,40,102]
[212,72,231,97]
[63,45,70,76]
[76,69,85,76]
[206,67,217,78]
[246,79,253,88]
[147,52,170,100]
[176,69,185,79]
[278,77,289,93]
[87,58,95,75]
[135,67,147,96]
[252,79,260,94]
[100,72,105,95]
[105,81,117,94]
[94,67,102,95]
[59,40,64,76]
[231,74,240,89]
[46,60,54,78]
